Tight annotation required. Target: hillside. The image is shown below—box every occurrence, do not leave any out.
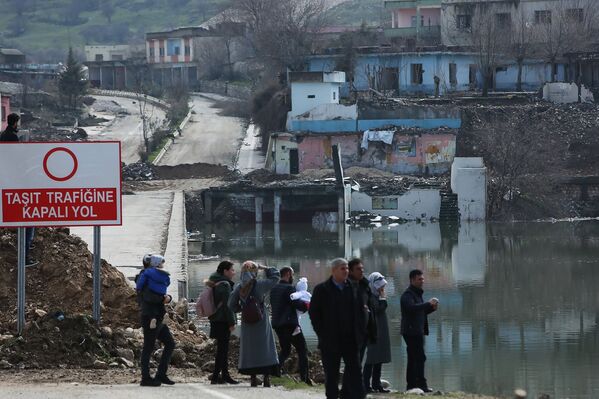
[324,0,385,27]
[0,0,231,61]
[0,0,382,62]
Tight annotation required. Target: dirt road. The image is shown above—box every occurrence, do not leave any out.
[157,95,246,167]
[88,96,166,164]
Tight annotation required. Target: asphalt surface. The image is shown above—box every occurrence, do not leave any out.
[157,95,245,167]
[235,123,265,174]
[0,383,323,399]
[88,96,166,164]
[70,191,174,281]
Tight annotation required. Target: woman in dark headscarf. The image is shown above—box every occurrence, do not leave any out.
[228,261,280,387]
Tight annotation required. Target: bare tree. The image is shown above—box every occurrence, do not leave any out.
[446,3,506,96]
[533,0,599,82]
[507,7,535,91]
[129,61,157,159]
[236,0,327,72]
[197,38,228,80]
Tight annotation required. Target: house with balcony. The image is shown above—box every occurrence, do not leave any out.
[384,0,442,45]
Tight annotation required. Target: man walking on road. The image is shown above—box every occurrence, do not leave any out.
[270,266,311,384]
[400,269,438,393]
[1,113,37,267]
[309,258,366,399]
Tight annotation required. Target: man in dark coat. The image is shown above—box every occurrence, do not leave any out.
[400,269,438,392]
[309,258,366,399]
[0,113,20,141]
[270,266,310,383]
[1,113,37,267]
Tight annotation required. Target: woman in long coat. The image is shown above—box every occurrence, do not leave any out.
[228,261,280,387]
[363,272,392,393]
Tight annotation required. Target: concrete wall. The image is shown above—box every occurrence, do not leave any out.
[543,82,594,104]
[290,82,341,117]
[0,95,9,131]
[309,52,568,95]
[84,45,131,62]
[272,132,456,175]
[287,102,461,132]
[451,157,486,220]
[351,188,441,220]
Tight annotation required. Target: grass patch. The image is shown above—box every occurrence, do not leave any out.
[147,137,171,164]
[271,376,320,391]
[392,393,500,399]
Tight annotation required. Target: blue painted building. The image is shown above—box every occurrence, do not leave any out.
[307,51,566,96]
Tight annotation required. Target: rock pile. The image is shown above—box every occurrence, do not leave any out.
[122,162,155,181]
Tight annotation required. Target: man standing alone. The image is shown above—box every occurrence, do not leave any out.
[309,258,365,399]
[400,269,438,393]
[270,266,310,384]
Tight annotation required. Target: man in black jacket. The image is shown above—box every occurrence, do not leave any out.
[309,258,366,399]
[400,269,438,392]
[270,266,310,383]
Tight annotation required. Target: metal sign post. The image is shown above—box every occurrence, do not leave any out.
[92,226,101,323]
[17,228,26,335]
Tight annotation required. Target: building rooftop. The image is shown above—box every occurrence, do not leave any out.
[0,48,25,56]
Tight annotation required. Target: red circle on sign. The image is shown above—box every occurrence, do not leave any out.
[43,147,79,182]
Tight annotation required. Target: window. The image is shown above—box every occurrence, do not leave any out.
[457,14,472,30]
[185,46,191,56]
[566,8,584,22]
[495,66,507,73]
[1,106,6,121]
[333,91,336,100]
[149,47,155,57]
[95,54,104,62]
[411,16,417,28]
[411,64,423,85]
[307,94,316,98]
[159,47,165,57]
[535,10,551,24]
[449,63,457,86]
[372,197,398,210]
[174,46,180,55]
[469,64,478,86]
[495,13,511,28]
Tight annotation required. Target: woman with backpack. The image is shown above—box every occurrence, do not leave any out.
[228,261,280,387]
[206,260,238,385]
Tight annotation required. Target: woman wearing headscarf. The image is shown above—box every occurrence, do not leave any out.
[228,261,280,387]
[363,272,392,393]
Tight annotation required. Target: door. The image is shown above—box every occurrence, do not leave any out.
[289,149,299,175]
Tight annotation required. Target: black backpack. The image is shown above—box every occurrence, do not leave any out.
[240,281,263,324]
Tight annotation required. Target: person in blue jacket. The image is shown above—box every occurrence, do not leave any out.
[135,254,176,387]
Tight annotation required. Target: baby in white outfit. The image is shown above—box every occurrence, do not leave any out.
[290,277,312,336]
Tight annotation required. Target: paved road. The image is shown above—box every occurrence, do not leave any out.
[88,96,166,164]
[70,191,174,281]
[235,123,265,174]
[157,95,245,167]
[0,383,323,399]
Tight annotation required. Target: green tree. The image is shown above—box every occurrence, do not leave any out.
[58,48,88,109]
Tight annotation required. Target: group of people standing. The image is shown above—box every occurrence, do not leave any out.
[135,254,438,398]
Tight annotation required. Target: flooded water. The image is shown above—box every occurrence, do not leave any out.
[188,221,599,398]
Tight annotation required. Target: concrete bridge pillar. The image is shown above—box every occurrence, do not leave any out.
[204,192,213,223]
[255,197,264,223]
[274,192,282,224]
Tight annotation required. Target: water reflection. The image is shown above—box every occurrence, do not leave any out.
[188,221,599,399]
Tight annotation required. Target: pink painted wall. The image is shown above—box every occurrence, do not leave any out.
[1,96,10,131]
[396,8,416,28]
[420,8,441,26]
[284,133,456,175]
